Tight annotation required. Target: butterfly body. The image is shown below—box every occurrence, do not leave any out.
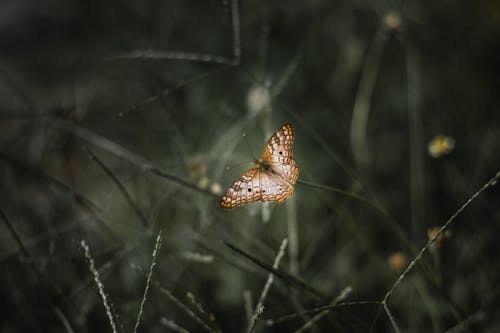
[220,124,299,209]
[256,159,271,172]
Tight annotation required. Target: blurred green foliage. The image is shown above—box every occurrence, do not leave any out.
[1,0,500,332]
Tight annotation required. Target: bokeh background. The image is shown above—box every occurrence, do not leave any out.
[1,1,500,332]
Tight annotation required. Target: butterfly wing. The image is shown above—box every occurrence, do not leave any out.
[259,170,294,203]
[261,123,299,184]
[220,166,294,209]
[220,167,263,209]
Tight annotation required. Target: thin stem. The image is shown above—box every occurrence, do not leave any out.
[294,286,353,333]
[133,266,214,333]
[224,241,327,299]
[286,197,299,276]
[384,302,401,333]
[247,239,288,333]
[266,300,380,326]
[134,231,163,333]
[81,240,118,333]
[84,146,149,228]
[0,207,30,258]
[350,28,387,169]
[370,171,500,331]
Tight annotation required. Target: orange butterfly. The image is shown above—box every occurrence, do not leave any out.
[220,124,299,209]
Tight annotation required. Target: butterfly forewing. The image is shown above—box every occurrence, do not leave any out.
[220,123,299,209]
[262,123,299,184]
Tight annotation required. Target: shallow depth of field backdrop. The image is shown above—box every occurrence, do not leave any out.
[1,1,500,332]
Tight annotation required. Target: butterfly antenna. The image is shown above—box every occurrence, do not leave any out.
[225,160,254,171]
[243,133,258,162]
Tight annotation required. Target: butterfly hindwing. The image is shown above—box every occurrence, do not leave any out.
[259,170,294,203]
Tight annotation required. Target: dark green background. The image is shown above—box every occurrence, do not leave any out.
[1,1,499,332]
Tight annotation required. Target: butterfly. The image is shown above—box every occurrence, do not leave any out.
[220,123,299,209]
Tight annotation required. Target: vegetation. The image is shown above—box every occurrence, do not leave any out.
[1,1,500,332]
